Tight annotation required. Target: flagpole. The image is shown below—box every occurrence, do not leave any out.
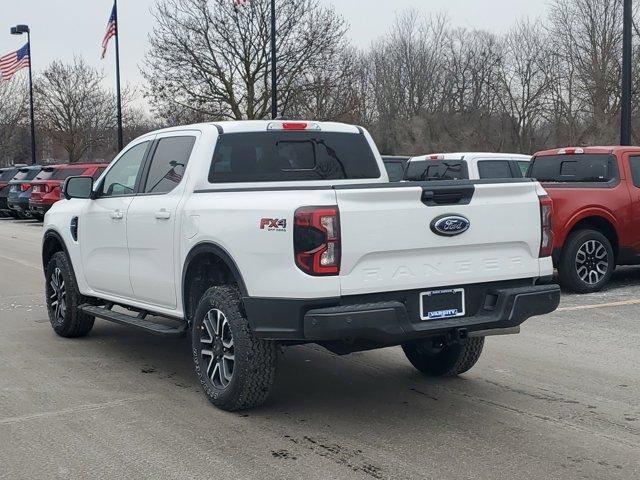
[114,0,124,151]
[270,0,277,119]
[26,31,36,165]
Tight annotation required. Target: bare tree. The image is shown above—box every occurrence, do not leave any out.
[143,0,348,121]
[34,57,117,162]
[495,20,553,152]
[0,78,29,165]
[548,0,624,144]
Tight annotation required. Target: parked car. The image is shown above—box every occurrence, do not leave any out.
[42,120,559,411]
[382,155,410,181]
[29,163,108,219]
[7,166,44,218]
[0,166,25,217]
[404,153,531,181]
[528,146,640,293]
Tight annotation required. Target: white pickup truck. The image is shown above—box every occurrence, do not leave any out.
[42,120,560,411]
[404,152,531,181]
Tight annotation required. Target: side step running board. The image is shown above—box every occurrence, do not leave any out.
[79,304,188,338]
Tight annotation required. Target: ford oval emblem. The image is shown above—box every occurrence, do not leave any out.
[430,214,470,237]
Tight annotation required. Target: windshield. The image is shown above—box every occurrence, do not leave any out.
[529,155,617,183]
[404,160,468,181]
[209,132,380,183]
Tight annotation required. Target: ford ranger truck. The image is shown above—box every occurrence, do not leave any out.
[529,146,640,293]
[41,120,560,411]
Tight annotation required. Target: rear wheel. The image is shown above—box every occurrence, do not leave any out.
[402,337,484,377]
[45,252,95,338]
[558,229,614,293]
[192,285,278,411]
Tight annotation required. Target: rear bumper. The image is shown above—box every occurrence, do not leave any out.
[244,280,561,343]
[28,202,51,214]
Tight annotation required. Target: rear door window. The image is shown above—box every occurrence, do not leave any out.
[629,156,640,187]
[404,160,468,181]
[529,155,617,183]
[477,160,514,179]
[143,136,196,194]
[209,132,380,183]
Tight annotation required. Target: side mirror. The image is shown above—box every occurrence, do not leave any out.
[63,176,94,200]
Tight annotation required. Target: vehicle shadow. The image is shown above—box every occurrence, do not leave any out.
[78,320,489,419]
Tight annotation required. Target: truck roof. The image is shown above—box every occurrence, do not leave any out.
[145,120,362,138]
[410,152,531,162]
[534,146,640,156]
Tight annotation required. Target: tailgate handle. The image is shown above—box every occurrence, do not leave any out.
[421,185,475,206]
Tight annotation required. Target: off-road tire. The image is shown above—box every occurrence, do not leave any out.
[558,229,614,294]
[192,285,278,411]
[403,337,485,377]
[45,251,95,338]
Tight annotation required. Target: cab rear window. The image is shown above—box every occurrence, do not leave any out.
[209,132,380,183]
[529,155,617,183]
[403,160,468,181]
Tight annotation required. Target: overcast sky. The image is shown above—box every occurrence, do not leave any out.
[1,0,548,102]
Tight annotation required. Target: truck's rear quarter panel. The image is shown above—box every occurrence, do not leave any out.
[183,189,341,299]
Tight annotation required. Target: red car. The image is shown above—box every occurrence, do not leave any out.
[29,163,108,219]
[529,146,640,293]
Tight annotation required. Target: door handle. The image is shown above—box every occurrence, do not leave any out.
[155,209,171,220]
[110,210,124,220]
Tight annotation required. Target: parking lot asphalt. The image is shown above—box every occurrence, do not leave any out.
[0,217,638,480]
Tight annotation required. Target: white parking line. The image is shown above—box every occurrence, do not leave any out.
[557,299,640,312]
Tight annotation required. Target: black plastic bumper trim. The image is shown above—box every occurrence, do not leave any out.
[244,281,560,344]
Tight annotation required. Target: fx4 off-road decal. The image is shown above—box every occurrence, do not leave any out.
[260,218,287,232]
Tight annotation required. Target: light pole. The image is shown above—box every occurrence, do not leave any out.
[270,0,277,119]
[621,0,632,145]
[10,24,36,165]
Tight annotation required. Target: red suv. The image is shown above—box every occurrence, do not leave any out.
[529,146,640,293]
[29,163,108,219]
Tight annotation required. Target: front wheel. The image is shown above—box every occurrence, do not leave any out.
[192,285,278,411]
[45,251,95,337]
[402,337,484,377]
[558,229,614,293]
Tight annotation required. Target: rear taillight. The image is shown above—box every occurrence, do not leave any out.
[539,194,554,258]
[294,206,341,276]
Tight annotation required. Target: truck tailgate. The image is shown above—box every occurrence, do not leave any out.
[335,182,543,296]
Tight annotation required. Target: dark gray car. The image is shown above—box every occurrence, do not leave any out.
[7,166,43,218]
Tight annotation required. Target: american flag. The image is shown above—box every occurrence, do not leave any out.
[101,3,117,59]
[0,43,30,81]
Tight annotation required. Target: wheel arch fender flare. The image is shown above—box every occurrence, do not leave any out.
[563,208,619,238]
[181,241,249,314]
[42,228,72,273]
